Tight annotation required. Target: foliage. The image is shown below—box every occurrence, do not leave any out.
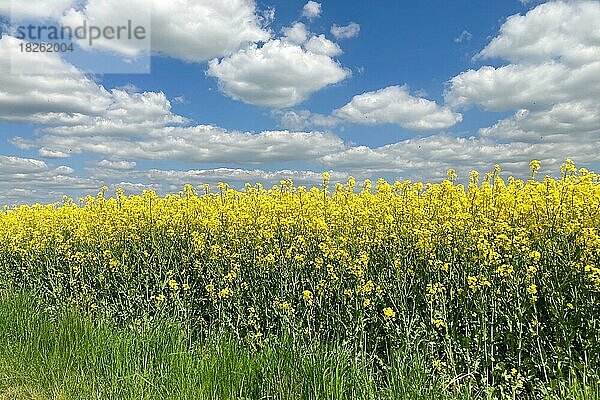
[1,160,599,397]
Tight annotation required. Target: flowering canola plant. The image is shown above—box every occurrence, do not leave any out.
[1,160,599,394]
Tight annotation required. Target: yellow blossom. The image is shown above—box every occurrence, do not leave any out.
[383,307,396,321]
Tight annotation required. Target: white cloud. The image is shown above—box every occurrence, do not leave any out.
[445,62,600,111]
[454,30,472,43]
[273,109,339,130]
[0,154,99,205]
[88,167,348,189]
[334,85,463,131]
[444,0,600,157]
[40,90,188,137]
[282,22,308,44]
[0,155,47,173]
[2,36,347,169]
[0,36,110,121]
[259,6,276,27]
[479,101,600,143]
[447,1,600,112]
[15,126,347,165]
[330,22,360,40]
[59,0,151,59]
[477,1,600,66]
[433,0,600,179]
[151,0,270,61]
[207,39,350,108]
[304,34,342,56]
[302,1,321,19]
[321,131,600,181]
[5,1,270,62]
[97,160,137,170]
[39,148,71,158]
[0,36,187,131]
[0,0,74,20]
[0,154,350,205]
[58,0,270,62]
[321,135,519,177]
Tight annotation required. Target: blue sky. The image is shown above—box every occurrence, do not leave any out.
[101,1,518,137]
[1,0,599,204]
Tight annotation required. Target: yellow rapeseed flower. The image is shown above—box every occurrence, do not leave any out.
[383,307,396,321]
[303,290,314,306]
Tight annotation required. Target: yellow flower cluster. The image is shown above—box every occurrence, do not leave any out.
[1,161,599,391]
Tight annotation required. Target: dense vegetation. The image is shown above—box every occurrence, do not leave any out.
[1,160,599,398]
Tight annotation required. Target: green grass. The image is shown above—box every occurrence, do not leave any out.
[0,291,596,400]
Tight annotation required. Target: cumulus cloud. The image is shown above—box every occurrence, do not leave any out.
[304,34,342,56]
[0,36,110,121]
[273,109,340,131]
[446,1,600,112]
[325,1,600,180]
[302,1,321,19]
[445,0,600,154]
[0,36,187,131]
[274,84,462,132]
[478,101,600,144]
[321,135,511,177]
[445,62,600,112]
[97,160,137,170]
[207,39,350,108]
[152,0,269,61]
[2,35,348,171]
[0,155,47,174]
[330,22,360,40]
[282,22,309,44]
[39,90,189,137]
[334,85,463,131]
[425,0,600,179]
[477,1,600,66]
[56,0,270,61]
[5,0,272,62]
[39,148,71,159]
